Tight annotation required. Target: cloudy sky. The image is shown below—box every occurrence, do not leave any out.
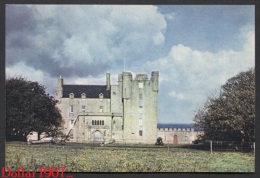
[6,5,255,123]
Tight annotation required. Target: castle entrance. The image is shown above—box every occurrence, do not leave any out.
[93,130,103,142]
[173,135,178,144]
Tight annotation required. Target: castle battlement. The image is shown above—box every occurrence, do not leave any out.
[157,128,195,132]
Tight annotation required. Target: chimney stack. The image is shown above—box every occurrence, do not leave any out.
[106,73,110,90]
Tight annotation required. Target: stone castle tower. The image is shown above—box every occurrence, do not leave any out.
[54,71,159,144]
[121,71,159,143]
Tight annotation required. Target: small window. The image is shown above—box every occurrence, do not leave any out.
[69,105,74,113]
[139,118,143,126]
[100,106,103,113]
[69,93,74,99]
[92,120,94,125]
[139,94,143,100]
[82,106,85,112]
[70,120,74,125]
[99,93,104,99]
[69,129,74,139]
[81,93,86,99]
[97,120,100,125]
[139,130,143,136]
[113,92,116,95]
[102,120,104,125]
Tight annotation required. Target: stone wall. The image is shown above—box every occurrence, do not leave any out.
[157,128,203,144]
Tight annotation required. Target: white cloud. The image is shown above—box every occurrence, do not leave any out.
[147,25,255,123]
[6,62,57,94]
[72,74,109,86]
[164,12,175,21]
[6,5,167,77]
[153,32,165,45]
[169,91,185,100]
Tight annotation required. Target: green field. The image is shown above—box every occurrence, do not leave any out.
[5,142,254,172]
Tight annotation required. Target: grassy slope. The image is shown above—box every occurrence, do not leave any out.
[5,142,254,172]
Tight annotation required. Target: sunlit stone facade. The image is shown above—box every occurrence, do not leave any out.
[55,71,201,144]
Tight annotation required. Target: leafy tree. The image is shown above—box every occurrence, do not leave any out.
[194,68,255,142]
[6,77,63,141]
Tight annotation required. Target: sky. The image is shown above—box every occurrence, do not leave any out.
[5,5,255,124]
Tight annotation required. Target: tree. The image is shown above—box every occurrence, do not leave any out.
[6,77,63,141]
[194,68,255,142]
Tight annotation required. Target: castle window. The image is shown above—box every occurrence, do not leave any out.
[139,118,143,126]
[69,129,74,139]
[91,120,104,125]
[82,106,85,112]
[139,130,143,136]
[69,105,74,113]
[99,93,104,99]
[139,94,143,100]
[69,93,74,99]
[139,83,143,89]
[81,93,86,99]
[113,92,116,95]
[100,106,103,113]
[70,120,74,125]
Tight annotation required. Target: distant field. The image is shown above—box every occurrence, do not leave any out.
[5,142,254,172]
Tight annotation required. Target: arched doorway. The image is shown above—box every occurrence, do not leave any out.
[173,135,178,144]
[93,130,103,142]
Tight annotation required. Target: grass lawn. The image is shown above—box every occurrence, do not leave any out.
[5,142,255,172]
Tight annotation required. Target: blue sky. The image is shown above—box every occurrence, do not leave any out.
[6,5,255,123]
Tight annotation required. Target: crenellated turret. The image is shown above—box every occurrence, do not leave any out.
[151,71,159,92]
[58,75,63,88]
[135,74,148,81]
[122,72,132,99]
[55,75,63,100]
[106,73,110,90]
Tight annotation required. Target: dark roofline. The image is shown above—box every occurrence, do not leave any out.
[62,84,111,99]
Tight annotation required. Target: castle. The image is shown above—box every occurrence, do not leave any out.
[54,71,202,144]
